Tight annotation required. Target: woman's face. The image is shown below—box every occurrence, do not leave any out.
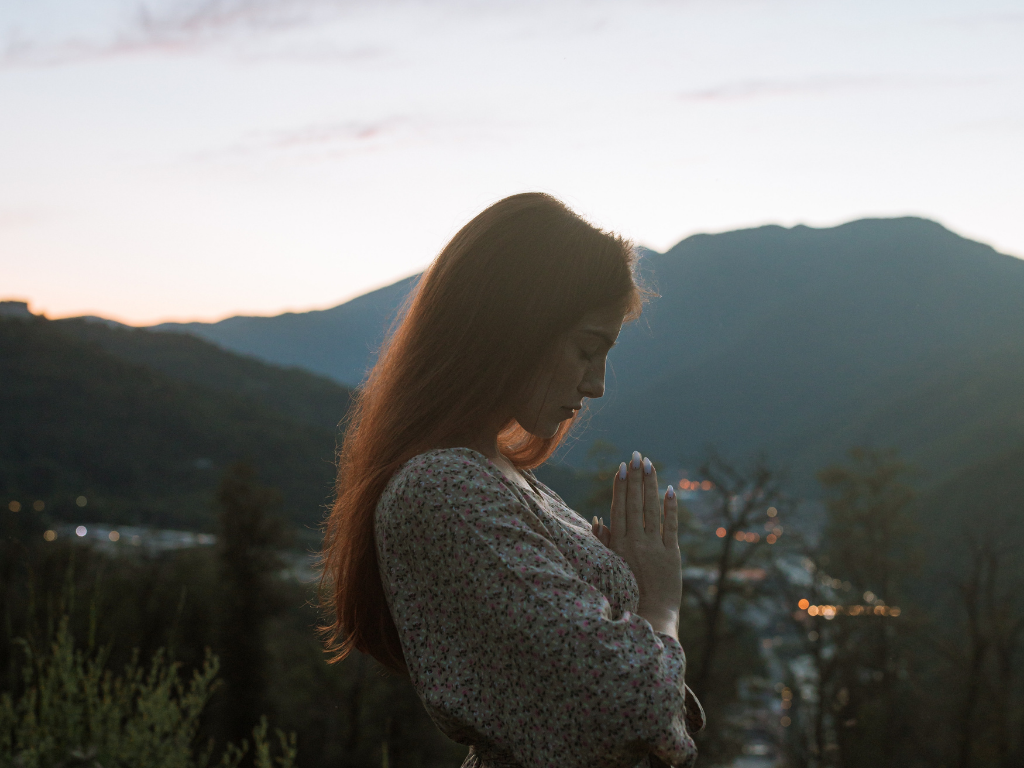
[512,304,626,438]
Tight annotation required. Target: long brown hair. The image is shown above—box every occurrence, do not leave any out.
[321,192,646,672]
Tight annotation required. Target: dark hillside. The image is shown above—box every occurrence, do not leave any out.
[593,218,1024,485]
[0,317,344,529]
[788,336,1024,484]
[912,438,1024,619]
[54,318,352,432]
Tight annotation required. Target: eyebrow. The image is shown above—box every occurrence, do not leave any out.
[579,329,618,347]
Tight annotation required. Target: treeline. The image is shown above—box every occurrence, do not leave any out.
[0,466,465,768]
[5,436,1024,765]
[567,443,1024,767]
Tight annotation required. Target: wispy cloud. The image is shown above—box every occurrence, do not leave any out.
[0,0,372,68]
[189,111,520,164]
[184,116,407,163]
[678,74,995,102]
[252,116,408,151]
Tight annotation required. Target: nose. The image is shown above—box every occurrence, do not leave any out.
[578,360,606,400]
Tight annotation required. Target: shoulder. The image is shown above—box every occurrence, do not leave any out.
[386,446,506,495]
[377,447,519,524]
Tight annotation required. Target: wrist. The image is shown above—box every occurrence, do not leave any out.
[638,605,679,639]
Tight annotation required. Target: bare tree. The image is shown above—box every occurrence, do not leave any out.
[685,452,791,697]
[939,534,1024,768]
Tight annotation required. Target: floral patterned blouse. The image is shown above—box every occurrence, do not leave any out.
[375,447,704,768]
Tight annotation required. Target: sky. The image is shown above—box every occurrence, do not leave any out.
[2,0,1022,325]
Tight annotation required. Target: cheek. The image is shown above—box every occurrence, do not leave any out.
[553,360,586,395]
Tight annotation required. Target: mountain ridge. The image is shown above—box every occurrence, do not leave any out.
[61,215,1024,492]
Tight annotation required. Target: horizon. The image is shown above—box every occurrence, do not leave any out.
[3,0,1022,325]
[6,212,1020,327]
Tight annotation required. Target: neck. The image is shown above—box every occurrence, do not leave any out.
[439,415,508,462]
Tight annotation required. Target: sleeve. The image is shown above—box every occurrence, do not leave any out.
[376,454,700,768]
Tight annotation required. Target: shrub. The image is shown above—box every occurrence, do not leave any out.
[0,616,296,768]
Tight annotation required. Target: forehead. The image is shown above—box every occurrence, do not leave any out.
[571,305,626,340]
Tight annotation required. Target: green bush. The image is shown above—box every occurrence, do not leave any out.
[0,616,296,768]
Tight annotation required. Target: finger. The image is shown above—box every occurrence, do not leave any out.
[610,461,627,541]
[592,516,600,537]
[599,522,611,548]
[663,485,680,548]
[642,457,660,537]
[625,451,645,535]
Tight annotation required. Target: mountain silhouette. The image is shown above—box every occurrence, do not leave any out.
[152,274,419,386]
[594,217,1024,485]
[145,217,1024,489]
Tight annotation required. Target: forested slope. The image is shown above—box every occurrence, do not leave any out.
[0,317,350,529]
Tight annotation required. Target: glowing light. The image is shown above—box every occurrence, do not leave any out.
[7,501,20,512]
[782,700,792,709]
[767,507,778,518]
[781,689,793,700]
[808,631,819,641]
[781,716,791,727]
[701,481,713,490]
[744,532,759,543]
[76,496,88,508]
[864,591,875,602]
[43,530,56,542]
[773,526,783,536]
[108,531,120,542]
[798,599,810,610]
[767,534,777,544]
[716,527,727,538]
[33,500,45,511]
[803,604,902,617]
[75,526,87,537]
[735,531,745,541]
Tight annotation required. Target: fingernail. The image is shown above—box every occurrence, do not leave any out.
[666,485,675,500]
[631,451,642,469]
[592,516,599,527]
[618,462,627,480]
[643,457,652,475]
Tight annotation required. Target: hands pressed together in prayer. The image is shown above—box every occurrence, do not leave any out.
[591,451,683,640]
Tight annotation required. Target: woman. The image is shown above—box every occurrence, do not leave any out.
[321,193,704,768]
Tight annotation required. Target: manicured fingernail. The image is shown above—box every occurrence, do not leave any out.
[593,516,599,527]
[643,457,652,475]
[666,485,675,500]
[618,462,627,480]
[631,451,642,469]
